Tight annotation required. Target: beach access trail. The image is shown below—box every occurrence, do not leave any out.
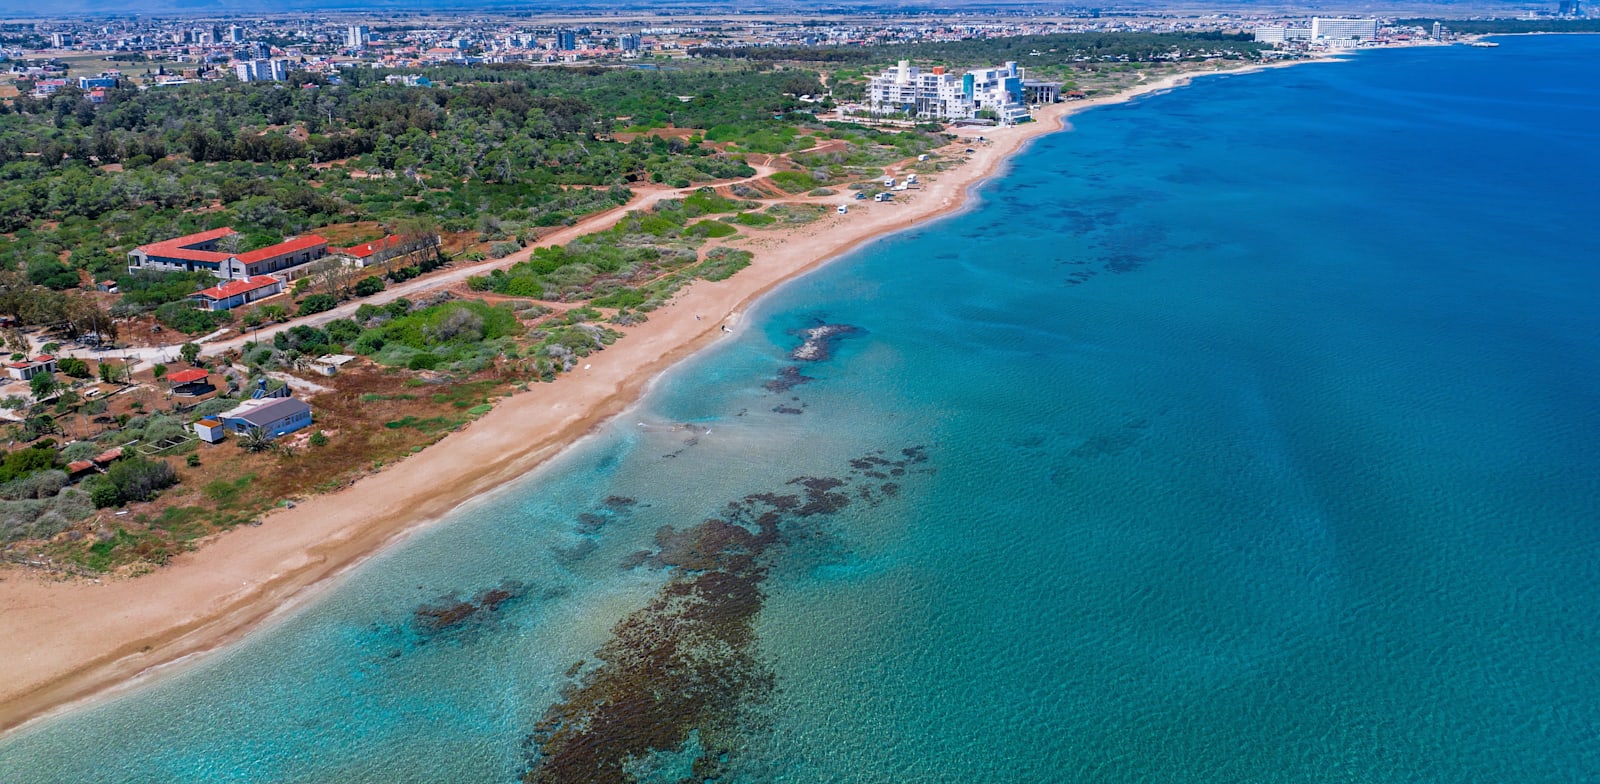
[0,59,1328,736]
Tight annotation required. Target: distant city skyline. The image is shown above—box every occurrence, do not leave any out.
[0,0,1557,19]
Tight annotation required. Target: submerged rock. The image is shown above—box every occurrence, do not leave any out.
[412,580,527,637]
[788,323,862,362]
[763,365,815,392]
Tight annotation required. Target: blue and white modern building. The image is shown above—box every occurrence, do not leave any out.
[866,60,1040,125]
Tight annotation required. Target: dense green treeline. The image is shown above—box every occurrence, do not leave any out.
[691,31,1267,67]
[1398,19,1600,34]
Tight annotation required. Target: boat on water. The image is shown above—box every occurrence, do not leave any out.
[1469,41,1500,48]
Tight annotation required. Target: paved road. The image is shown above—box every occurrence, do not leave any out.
[62,163,777,364]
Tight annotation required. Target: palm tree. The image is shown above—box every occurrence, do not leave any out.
[238,426,275,453]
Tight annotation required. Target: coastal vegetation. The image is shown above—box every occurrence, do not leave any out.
[1398,18,1600,34]
[0,32,1211,575]
[0,61,823,338]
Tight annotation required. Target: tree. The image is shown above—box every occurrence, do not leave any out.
[238,426,275,453]
[152,364,167,382]
[308,257,357,299]
[57,357,90,377]
[179,342,201,365]
[97,360,126,385]
[29,371,58,400]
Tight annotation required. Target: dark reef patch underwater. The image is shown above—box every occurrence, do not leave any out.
[520,447,929,783]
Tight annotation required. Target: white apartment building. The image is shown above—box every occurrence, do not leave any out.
[867,60,1034,124]
[868,61,969,120]
[964,63,1032,125]
[233,59,288,82]
[1311,17,1378,40]
[347,25,370,49]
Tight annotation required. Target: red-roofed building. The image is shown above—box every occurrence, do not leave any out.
[335,234,403,268]
[188,275,284,311]
[165,368,210,384]
[234,234,330,277]
[129,229,330,280]
[7,355,57,382]
[166,368,214,395]
[66,460,97,480]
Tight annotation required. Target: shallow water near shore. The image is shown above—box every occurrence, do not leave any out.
[5,37,1600,782]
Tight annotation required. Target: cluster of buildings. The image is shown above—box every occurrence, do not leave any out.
[1253,18,1380,47]
[127,227,415,311]
[9,11,1308,81]
[865,60,1059,125]
[232,58,289,82]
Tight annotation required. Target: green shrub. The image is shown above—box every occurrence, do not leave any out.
[298,294,338,316]
[686,220,738,239]
[732,211,777,227]
[106,457,178,503]
[769,170,822,192]
[89,479,121,509]
[407,353,440,370]
[696,248,753,282]
[155,301,228,335]
[353,276,385,297]
[0,446,60,484]
[56,357,91,377]
[324,318,361,345]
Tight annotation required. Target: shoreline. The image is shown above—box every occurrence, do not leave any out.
[0,55,1336,738]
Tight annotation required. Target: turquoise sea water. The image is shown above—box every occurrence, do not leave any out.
[4,37,1599,782]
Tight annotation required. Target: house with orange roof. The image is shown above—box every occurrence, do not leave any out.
[187,275,285,311]
[334,234,404,268]
[7,355,57,382]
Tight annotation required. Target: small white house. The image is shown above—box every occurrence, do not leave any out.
[311,354,358,377]
[194,418,226,444]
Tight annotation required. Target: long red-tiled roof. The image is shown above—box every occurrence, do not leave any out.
[337,235,400,259]
[192,275,280,300]
[237,235,328,263]
[166,368,209,384]
[136,227,237,263]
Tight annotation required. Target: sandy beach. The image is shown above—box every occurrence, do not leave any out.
[0,57,1331,736]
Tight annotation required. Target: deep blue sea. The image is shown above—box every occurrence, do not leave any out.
[4,36,1599,783]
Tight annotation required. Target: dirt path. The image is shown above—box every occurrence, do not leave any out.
[66,162,779,364]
